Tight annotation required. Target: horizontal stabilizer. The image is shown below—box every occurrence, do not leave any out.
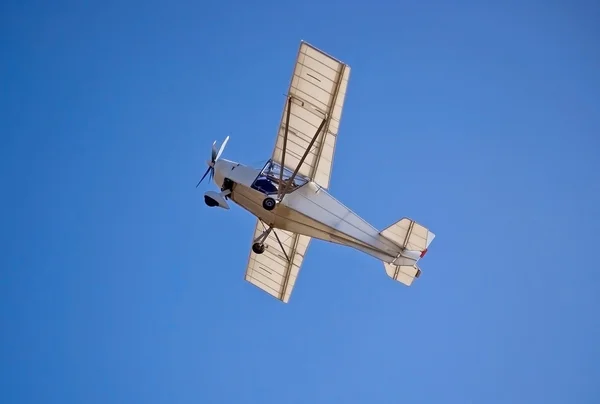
[380,217,435,258]
[383,262,421,286]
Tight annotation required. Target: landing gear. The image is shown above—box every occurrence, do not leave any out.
[262,197,276,211]
[221,178,234,195]
[250,222,291,263]
[252,242,265,254]
[252,225,273,255]
[204,195,219,207]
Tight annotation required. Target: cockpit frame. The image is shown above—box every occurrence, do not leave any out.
[250,159,309,196]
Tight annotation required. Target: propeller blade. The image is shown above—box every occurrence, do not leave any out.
[215,136,229,161]
[211,141,217,162]
[196,166,212,187]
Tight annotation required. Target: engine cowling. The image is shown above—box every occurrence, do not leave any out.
[204,191,230,209]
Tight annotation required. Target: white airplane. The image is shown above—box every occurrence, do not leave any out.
[197,41,435,303]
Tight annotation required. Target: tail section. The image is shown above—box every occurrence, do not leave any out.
[379,218,435,286]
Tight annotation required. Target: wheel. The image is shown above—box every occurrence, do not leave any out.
[204,195,219,207]
[262,197,276,211]
[252,242,265,254]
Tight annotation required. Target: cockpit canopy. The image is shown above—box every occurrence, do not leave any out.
[251,159,309,195]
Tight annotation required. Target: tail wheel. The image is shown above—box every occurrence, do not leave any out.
[262,197,276,211]
[252,243,265,254]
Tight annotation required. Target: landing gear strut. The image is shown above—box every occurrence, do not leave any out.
[250,222,291,263]
[252,226,273,255]
[221,178,234,194]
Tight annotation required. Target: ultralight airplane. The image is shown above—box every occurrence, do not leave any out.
[196,41,435,303]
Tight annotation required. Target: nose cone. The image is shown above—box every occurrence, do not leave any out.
[213,159,234,187]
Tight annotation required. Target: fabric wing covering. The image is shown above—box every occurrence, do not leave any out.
[245,225,311,303]
[271,41,350,190]
[244,41,350,302]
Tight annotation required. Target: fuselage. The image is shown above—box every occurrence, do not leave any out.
[213,159,419,264]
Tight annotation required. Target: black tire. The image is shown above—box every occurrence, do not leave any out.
[262,197,276,211]
[252,242,265,254]
[204,195,219,207]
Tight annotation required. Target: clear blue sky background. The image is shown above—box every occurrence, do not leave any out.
[1,1,599,403]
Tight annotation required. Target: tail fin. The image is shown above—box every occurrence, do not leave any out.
[379,218,435,286]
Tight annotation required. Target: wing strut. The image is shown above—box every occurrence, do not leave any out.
[277,116,327,201]
[276,96,293,201]
[272,229,291,264]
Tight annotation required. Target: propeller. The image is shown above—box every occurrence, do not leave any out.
[196,136,229,187]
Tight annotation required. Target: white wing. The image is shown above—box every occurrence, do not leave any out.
[244,220,311,303]
[271,41,351,189]
[244,42,350,302]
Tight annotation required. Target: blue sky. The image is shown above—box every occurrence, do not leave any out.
[1,0,599,403]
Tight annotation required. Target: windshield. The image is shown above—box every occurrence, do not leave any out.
[251,160,309,195]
